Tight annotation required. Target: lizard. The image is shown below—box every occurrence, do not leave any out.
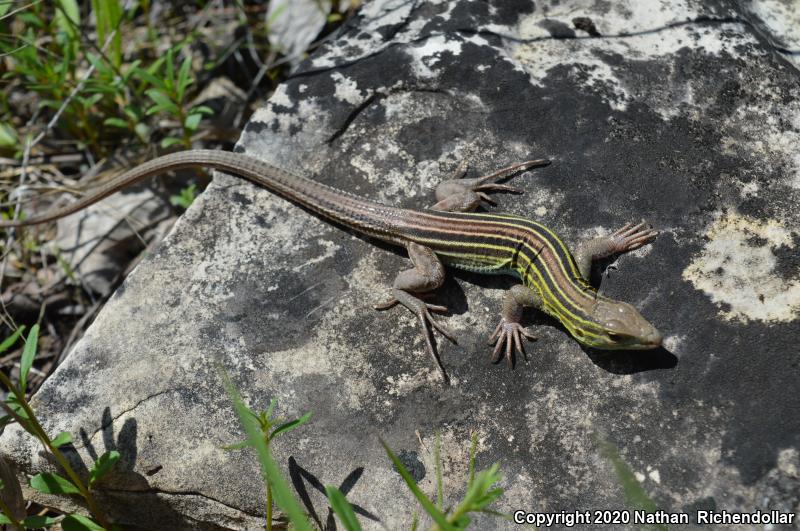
[0,149,662,381]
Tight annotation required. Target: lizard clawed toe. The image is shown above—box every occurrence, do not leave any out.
[488,319,537,368]
[375,292,457,382]
[610,221,659,254]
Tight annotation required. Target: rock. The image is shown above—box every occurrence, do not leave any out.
[266,0,331,67]
[743,0,800,67]
[1,0,798,529]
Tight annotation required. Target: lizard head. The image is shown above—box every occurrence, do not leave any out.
[573,299,662,350]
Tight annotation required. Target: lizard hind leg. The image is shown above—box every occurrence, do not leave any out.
[374,242,456,382]
[431,158,550,212]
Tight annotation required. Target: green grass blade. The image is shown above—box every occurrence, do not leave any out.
[91,0,123,67]
[379,438,454,531]
[219,366,312,531]
[55,0,80,33]
[0,326,25,355]
[176,55,193,101]
[325,485,362,531]
[20,324,39,394]
[265,397,278,419]
[270,411,312,438]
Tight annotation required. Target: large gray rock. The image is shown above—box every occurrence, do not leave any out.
[2,0,799,528]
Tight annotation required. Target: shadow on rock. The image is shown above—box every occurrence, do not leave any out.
[584,346,678,374]
[65,407,202,529]
[288,456,381,529]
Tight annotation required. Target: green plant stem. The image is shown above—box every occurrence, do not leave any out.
[0,372,112,530]
[176,103,192,149]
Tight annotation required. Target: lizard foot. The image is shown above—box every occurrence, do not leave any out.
[375,291,457,382]
[488,319,537,368]
[609,221,659,254]
[432,158,550,211]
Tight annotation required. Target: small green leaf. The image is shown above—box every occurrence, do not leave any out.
[22,515,60,527]
[165,48,175,90]
[169,183,197,209]
[61,514,105,531]
[123,105,141,121]
[82,93,104,108]
[134,122,150,141]
[85,52,103,71]
[5,395,29,420]
[20,324,40,393]
[103,117,129,129]
[91,0,122,67]
[30,472,81,495]
[0,514,12,524]
[183,113,202,131]
[40,100,62,110]
[88,450,120,486]
[265,398,278,420]
[52,431,73,448]
[0,122,18,148]
[160,136,185,149]
[176,55,193,101]
[133,67,165,90]
[18,12,44,28]
[192,105,215,116]
[326,485,362,531]
[145,103,169,116]
[121,59,142,82]
[0,326,26,355]
[270,411,312,439]
[145,89,179,115]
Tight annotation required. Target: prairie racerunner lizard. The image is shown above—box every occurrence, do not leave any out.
[1,150,662,381]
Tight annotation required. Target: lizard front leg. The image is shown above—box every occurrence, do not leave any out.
[375,242,456,382]
[574,221,659,279]
[432,158,549,212]
[489,285,541,367]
